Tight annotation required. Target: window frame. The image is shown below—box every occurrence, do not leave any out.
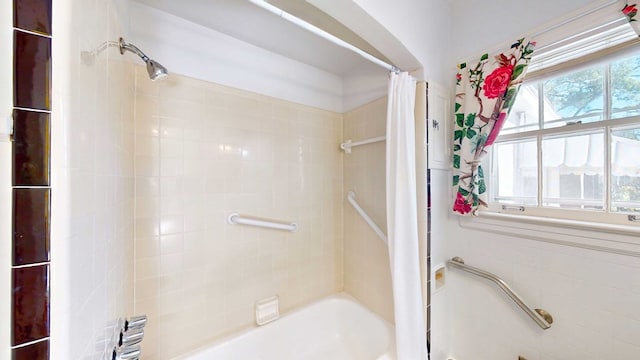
[483,45,640,229]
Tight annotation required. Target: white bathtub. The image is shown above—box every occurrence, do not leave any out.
[174,293,396,360]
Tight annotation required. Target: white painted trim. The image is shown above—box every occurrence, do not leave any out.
[496,114,640,142]
[50,0,72,358]
[459,211,640,257]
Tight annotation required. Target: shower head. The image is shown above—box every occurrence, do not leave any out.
[145,59,169,82]
[119,37,168,81]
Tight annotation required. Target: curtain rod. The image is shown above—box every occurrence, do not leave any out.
[247,0,401,73]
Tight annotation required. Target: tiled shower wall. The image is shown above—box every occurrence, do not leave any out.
[50,0,135,358]
[133,69,344,359]
[342,97,394,323]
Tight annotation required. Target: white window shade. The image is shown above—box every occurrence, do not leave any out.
[612,134,640,176]
[527,0,640,75]
[530,20,637,73]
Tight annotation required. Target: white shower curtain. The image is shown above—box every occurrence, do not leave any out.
[386,72,427,360]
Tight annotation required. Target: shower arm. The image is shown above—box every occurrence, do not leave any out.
[119,38,150,62]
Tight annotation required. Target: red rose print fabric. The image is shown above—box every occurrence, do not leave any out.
[622,2,640,35]
[451,39,535,215]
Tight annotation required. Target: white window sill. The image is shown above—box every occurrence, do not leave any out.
[458,211,640,257]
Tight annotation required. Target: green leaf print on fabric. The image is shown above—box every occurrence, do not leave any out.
[451,38,535,215]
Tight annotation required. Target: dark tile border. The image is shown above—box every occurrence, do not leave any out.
[11,0,52,357]
[13,0,52,36]
[12,339,49,360]
[12,188,50,265]
[13,30,51,111]
[12,109,51,186]
[11,265,50,345]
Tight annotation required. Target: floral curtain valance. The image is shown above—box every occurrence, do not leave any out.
[452,39,535,215]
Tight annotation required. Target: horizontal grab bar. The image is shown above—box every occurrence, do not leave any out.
[447,257,553,330]
[227,213,298,232]
[347,191,387,244]
[340,136,385,153]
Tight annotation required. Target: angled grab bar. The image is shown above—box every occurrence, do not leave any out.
[227,213,298,232]
[346,191,387,244]
[340,136,386,153]
[447,257,553,330]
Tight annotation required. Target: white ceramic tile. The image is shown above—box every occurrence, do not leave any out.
[135,177,160,198]
[135,236,160,259]
[133,71,343,358]
[51,1,137,358]
[136,217,160,238]
[135,155,160,177]
[135,114,161,137]
[342,97,393,323]
[160,117,184,139]
[159,215,184,235]
[160,234,184,255]
[160,137,183,158]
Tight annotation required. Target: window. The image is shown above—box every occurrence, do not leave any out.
[486,47,640,225]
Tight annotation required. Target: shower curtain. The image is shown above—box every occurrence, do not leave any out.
[386,72,427,360]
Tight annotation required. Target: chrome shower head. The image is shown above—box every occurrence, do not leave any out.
[119,37,168,81]
[145,59,168,81]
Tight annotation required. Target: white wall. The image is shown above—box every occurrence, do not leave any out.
[128,2,395,114]
[444,217,640,359]
[51,0,136,358]
[426,1,640,359]
[312,0,640,359]
[45,0,640,358]
[449,0,600,62]
[342,65,389,113]
[361,0,454,85]
[428,169,454,360]
[129,3,347,112]
[0,0,10,135]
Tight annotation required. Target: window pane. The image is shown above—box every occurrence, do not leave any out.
[611,126,640,213]
[502,84,540,134]
[542,67,604,127]
[542,131,604,210]
[611,54,640,120]
[491,139,538,205]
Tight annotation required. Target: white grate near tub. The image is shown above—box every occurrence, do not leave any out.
[255,296,280,325]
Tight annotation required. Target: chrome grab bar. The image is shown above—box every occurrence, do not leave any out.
[447,257,553,330]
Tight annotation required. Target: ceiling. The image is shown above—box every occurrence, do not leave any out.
[132,0,392,76]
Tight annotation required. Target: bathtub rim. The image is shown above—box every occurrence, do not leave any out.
[170,291,396,360]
